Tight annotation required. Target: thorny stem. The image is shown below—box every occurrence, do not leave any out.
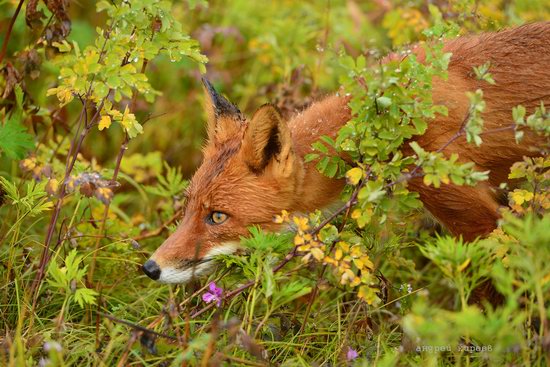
[0,0,24,65]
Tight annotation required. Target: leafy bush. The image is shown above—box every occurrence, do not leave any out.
[0,0,549,366]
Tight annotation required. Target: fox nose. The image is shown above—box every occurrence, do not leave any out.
[142,259,161,280]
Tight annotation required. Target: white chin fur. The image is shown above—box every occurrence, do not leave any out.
[157,242,241,284]
[158,262,211,284]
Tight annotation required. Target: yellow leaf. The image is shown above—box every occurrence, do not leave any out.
[346,167,363,185]
[46,87,59,97]
[334,248,343,261]
[294,234,305,246]
[298,244,310,252]
[274,210,289,224]
[350,276,361,287]
[358,285,380,305]
[57,88,74,106]
[120,106,136,129]
[360,256,374,270]
[293,216,310,232]
[510,190,533,205]
[350,246,362,258]
[98,115,112,131]
[20,158,37,171]
[337,241,350,252]
[423,174,432,186]
[457,258,471,272]
[46,179,59,196]
[310,247,324,261]
[110,109,123,120]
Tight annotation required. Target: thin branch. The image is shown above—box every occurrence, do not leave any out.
[133,212,180,241]
[0,0,24,65]
[98,311,178,341]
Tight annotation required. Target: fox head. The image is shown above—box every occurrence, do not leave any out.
[142,78,304,283]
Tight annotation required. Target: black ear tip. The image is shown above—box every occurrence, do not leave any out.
[200,77,242,118]
[201,76,213,89]
[201,77,217,96]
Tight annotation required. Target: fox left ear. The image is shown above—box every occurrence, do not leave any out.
[242,104,295,175]
[201,77,242,142]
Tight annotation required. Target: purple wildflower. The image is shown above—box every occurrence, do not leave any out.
[346,347,359,361]
[44,341,62,352]
[202,282,223,307]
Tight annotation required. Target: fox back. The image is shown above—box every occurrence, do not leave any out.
[142,22,549,283]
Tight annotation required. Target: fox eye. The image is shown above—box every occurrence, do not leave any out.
[207,211,228,225]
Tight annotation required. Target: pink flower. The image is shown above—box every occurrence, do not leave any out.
[346,347,359,361]
[202,282,223,307]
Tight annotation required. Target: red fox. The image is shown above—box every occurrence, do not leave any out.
[142,22,549,283]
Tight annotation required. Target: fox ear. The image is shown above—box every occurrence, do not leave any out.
[202,77,242,141]
[242,104,294,175]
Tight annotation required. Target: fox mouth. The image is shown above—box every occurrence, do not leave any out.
[142,242,240,284]
[160,261,213,284]
[141,258,213,284]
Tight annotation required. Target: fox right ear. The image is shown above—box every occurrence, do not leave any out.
[201,77,243,142]
[242,104,295,176]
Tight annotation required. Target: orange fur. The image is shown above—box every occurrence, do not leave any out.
[144,22,549,282]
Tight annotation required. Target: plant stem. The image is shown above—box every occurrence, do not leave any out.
[0,0,24,65]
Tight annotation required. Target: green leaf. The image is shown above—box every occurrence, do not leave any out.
[324,159,339,178]
[0,116,34,160]
[312,141,329,154]
[376,96,392,108]
[409,141,424,156]
[0,86,34,159]
[304,153,319,163]
[512,105,526,124]
[319,224,339,243]
[74,288,98,308]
